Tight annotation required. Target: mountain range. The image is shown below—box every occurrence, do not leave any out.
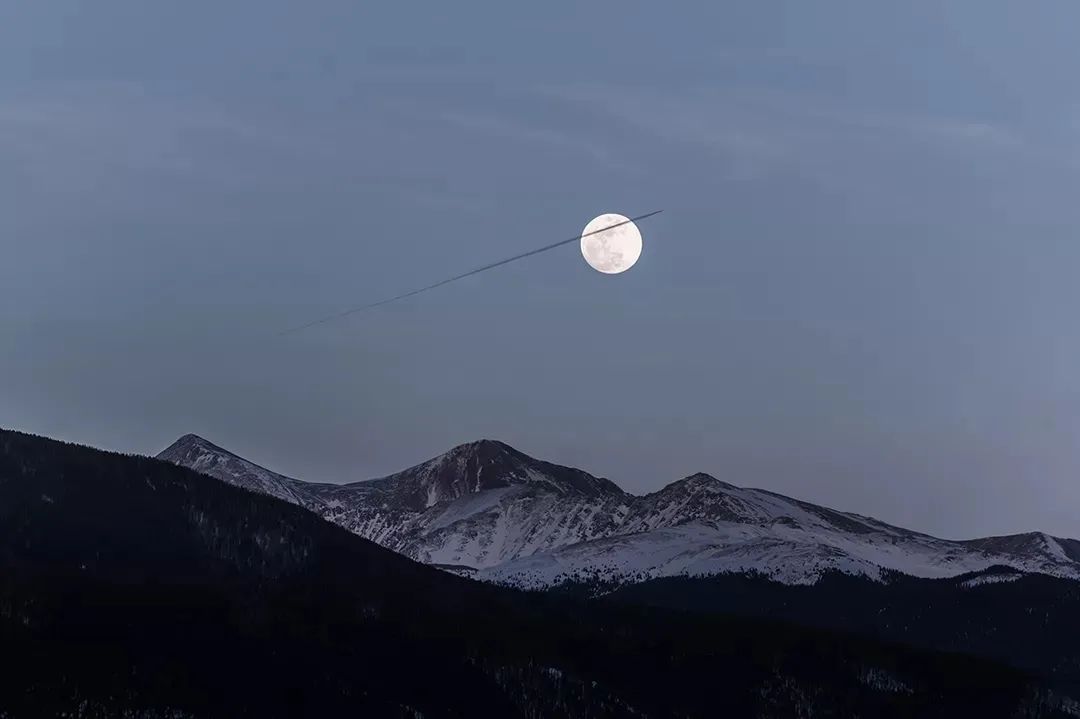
[9,427,1070,717]
[158,433,1080,589]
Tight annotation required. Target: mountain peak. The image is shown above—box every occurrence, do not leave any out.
[161,433,229,457]
[444,438,519,460]
[157,433,309,505]
[656,472,737,495]
[368,439,625,510]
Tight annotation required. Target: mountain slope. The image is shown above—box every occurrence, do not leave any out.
[158,434,1080,588]
[159,434,638,569]
[156,433,318,506]
[7,427,1069,717]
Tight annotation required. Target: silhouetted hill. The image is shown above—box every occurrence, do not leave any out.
[600,568,1080,695]
[2,428,1075,717]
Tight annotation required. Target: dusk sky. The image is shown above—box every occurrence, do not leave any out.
[4,2,1080,539]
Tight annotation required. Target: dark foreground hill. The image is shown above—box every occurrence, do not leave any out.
[600,568,1080,697]
[0,429,1075,718]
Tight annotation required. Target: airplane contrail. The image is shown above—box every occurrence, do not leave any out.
[279,209,663,335]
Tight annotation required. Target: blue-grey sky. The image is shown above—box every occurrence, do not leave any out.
[4,1,1080,539]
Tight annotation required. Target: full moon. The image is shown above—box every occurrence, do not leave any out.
[580,213,643,274]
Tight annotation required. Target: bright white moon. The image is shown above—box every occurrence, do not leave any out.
[580,213,643,274]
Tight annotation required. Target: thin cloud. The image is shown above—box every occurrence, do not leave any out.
[0,85,491,208]
[547,83,1026,163]
[544,85,793,181]
[440,109,637,172]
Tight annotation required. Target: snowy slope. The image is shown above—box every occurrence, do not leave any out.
[157,434,315,506]
[157,434,1080,588]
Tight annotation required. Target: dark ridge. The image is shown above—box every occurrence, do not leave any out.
[602,568,1080,696]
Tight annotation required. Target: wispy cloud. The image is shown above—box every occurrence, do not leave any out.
[0,84,493,211]
[545,84,1028,181]
[792,102,1024,150]
[440,109,638,172]
[545,85,789,181]
[0,85,319,193]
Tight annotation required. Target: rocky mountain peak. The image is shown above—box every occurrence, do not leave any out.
[654,472,738,496]
[369,439,624,511]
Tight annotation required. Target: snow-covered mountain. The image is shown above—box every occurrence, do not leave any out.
[157,433,314,506]
[157,434,1080,588]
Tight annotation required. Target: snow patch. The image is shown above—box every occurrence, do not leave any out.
[960,573,1023,589]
